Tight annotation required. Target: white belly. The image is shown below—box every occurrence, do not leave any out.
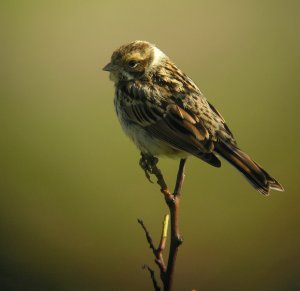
[115,98,188,158]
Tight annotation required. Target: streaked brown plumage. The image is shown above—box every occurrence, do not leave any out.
[103,40,284,195]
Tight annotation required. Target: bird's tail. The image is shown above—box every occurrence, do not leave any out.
[215,141,284,195]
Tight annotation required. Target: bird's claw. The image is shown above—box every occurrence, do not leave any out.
[139,154,158,184]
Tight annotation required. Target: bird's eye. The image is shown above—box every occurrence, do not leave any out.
[128,60,138,68]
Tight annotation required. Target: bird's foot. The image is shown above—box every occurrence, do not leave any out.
[139,153,158,184]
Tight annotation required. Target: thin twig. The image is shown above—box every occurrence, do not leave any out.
[158,214,169,253]
[151,164,169,192]
[174,159,186,196]
[138,216,169,275]
[156,214,169,281]
[143,264,161,291]
[164,159,186,291]
[137,219,157,255]
[151,163,174,206]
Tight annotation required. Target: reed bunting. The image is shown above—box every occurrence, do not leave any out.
[103,41,283,195]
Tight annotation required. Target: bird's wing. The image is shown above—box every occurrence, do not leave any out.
[207,101,237,145]
[119,84,221,167]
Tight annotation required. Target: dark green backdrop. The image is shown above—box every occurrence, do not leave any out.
[1,1,299,290]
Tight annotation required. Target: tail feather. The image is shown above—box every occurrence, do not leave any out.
[215,141,284,195]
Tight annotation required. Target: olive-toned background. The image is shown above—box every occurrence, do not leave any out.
[1,1,299,290]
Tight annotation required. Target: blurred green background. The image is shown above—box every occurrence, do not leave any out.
[0,1,299,290]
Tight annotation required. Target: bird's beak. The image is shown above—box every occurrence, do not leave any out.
[102,62,118,72]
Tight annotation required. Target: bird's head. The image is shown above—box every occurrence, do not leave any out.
[103,40,166,83]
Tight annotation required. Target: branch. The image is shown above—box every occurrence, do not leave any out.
[174,159,186,196]
[138,214,169,281]
[164,159,186,291]
[137,219,157,255]
[139,156,187,291]
[158,214,169,253]
[143,265,161,291]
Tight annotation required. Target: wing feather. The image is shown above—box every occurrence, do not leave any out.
[207,101,236,144]
[120,85,221,167]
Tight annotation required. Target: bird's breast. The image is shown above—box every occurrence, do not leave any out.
[114,93,187,158]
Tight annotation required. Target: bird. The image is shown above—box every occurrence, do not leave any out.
[103,40,284,195]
